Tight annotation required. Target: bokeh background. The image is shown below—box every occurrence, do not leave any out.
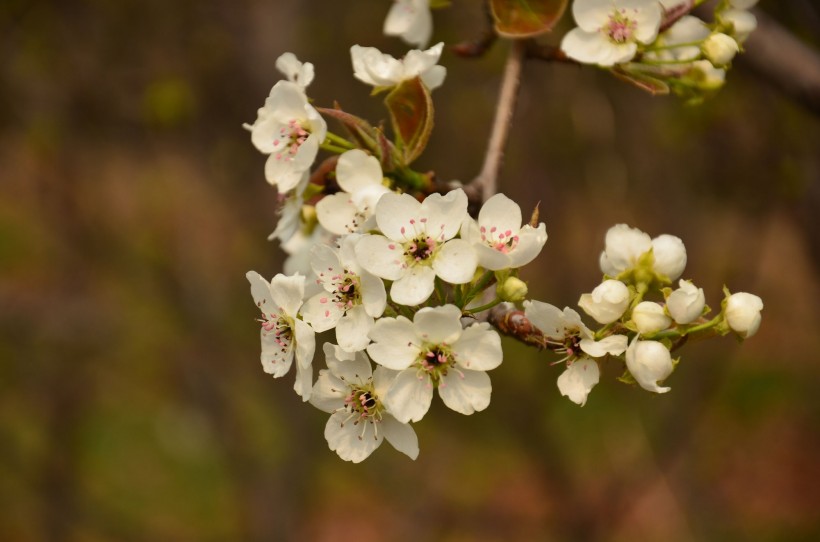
[2,1,819,540]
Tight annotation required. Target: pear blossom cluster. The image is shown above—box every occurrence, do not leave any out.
[523,224,763,406]
[559,0,759,102]
[240,4,765,461]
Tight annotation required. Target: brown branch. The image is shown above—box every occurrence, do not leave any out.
[464,39,526,203]
[739,9,820,116]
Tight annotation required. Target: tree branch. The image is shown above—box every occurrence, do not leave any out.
[739,9,820,116]
[464,39,526,203]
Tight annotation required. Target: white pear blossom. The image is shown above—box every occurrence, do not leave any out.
[524,300,628,406]
[384,0,433,48]
[701,33,739,66]
[599,224,687,282]
[561,0,663,67]
[556,359,600,407]
[301,235,387,353]
[311,344,418,463]
[646,15,710,62]
[350,43,446,91]
[244,80,327,192]
[246,271,316,400]
[315,150,391,235]
[268,172,309,244]
[725,292,763,338]
[632,301,671,334]
[367,305,503,422]
[578,279,631,324]
[355,189,477,306]
[460,193,548,271]
[275,52,315,90]
[722,8,757,43]
[666,279,705,324]
[625,338,674,393]
[281,225,337,299]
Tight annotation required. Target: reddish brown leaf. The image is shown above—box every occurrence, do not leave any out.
[490,0,568,38]
[384,77,434,165]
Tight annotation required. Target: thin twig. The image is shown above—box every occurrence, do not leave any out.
[465,39,526,203]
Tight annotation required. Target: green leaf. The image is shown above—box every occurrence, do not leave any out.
[384,77,434,165]
[490,0,568,38]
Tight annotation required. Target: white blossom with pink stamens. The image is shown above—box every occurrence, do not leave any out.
[301,235,387,353]
[355,188,477,306]
[244,80,327,192]
[246,271,316,401]
[524,300,627,406]
[310,343,419,463]
[367,304,503,423]
[461,193,547,271]
[561,0,663,67]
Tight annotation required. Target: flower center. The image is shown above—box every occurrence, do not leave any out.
[405,236,437,262]
[604,10,637,44]
[417,345,459,383]
[273,119,311,162]
[260,315,293,354]
[331,271,360,311]
[479,225,520,254]
[343,385,383,422]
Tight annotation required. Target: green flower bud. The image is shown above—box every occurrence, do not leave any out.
[497,276,528,302]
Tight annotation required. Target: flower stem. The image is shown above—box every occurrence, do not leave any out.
[465,297,503,315]
[320,141,351,154]
[324,131,355,150]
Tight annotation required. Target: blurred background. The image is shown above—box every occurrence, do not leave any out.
[2,0,819,540]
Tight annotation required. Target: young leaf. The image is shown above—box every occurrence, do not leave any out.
[490,0,568,38]
[384,77,434,165]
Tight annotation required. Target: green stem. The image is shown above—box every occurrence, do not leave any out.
[645,40,704,52]
[320,142,351,154]
[645,315,723,341]
[463,271,495,306]
[324,131,355,150]
[640,57,703,66]
[465,297,503,315]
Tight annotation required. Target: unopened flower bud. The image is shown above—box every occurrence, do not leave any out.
[632,302,671,334]
[690,60,726,90]
[651,234,687,281]
[702,33,739,66]
[666,280,706,324]
[725,292,763,338]
[578,280,630,324]
[497,276,528,303]
[722,8,757,43]
[626,339,673,394]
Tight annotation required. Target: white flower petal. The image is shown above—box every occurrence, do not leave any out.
[373,366,401,397]
[336,149,383,194]
[270,273,305,318]
[359,269,387,318]
[384,0,433,48]
[438,369,492,415]
[301,292,343,332]
[579,334,628,357]
[412,305,463,345]
[390,265,436,306]
[451,322,503,371]
[355,234,406,281]
[336,305,374,352]
[260,328,293,377]
[375,192,422,241]
[523,300,565,339]
[562,28,636,66]
[367,316,420,370]
[421,189,468,241]
[247,271,275,316]
[433,239,477,284]
[380,414,419,460]
[316,193,361,235]
[293,359,312,401]
[324,411,382,463]
[573,0,614,32]
[602,224,652,274]
[420,65,446,91]
[309,368,346,413]
[507,223,548,268]
[478,193,522,237]
[651,234,687,281]
[557,359,600,406]
[324,343,372,382]
[293,318,316,370]
[385,369,434,423]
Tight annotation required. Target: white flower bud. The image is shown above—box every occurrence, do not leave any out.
[625,339,673,394]
[666,280,706,324]
[690,60,726,90]
[725,292,763,338]
[702,33,739,66]
[722,9,757,43]
[632,302,671,334]
[578,280,630,324]
[651,234,687,281]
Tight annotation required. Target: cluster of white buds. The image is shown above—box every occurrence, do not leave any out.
[518,224,763,406]
[240,2,764,461]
